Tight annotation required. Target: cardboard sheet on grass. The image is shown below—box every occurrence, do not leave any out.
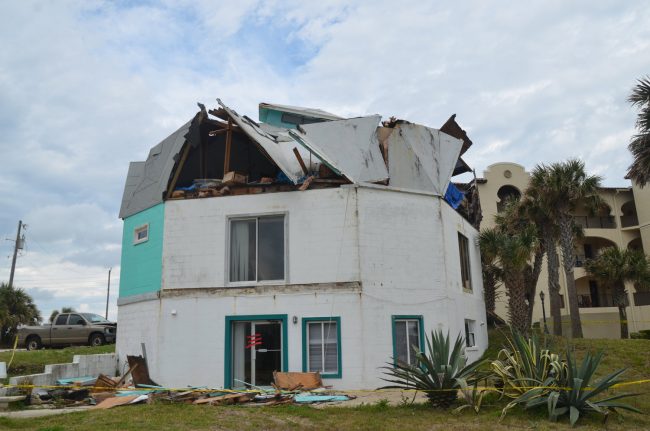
[273,371,322,390]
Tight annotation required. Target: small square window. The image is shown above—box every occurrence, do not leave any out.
[464,319,476,348]
[133,224,149,244]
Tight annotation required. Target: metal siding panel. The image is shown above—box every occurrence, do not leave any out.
[289,116,388,184]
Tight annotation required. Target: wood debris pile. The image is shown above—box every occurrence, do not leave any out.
[15,367,353,411]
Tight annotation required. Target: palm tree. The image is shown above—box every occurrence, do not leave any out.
[493,198,546,328]
[585,247,650,339]
[627,76,650,186]
[530,160,603,338]
[0,282,41,345]
[524,184,563,336]
[479,228,502,323]
[49,306,76,323]
[480,224,538,334]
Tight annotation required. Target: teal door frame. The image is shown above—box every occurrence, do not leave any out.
[224,314,288,389]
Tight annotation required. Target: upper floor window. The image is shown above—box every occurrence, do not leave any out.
[458,232,472,292]
[133,224,149,244]
[229,215,285,283]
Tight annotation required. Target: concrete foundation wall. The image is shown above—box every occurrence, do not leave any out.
[6,353,117,395]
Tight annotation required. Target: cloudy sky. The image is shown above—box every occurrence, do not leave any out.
[0,1,648,321]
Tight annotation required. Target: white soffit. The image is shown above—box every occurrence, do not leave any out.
[288,115,388,184]
[387,124,463,195]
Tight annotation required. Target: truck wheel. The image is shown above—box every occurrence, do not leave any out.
[26,336,42,351]
[89,333,106,347]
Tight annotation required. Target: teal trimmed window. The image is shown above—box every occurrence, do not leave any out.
[391,315,424,366]
[302,317,342,379]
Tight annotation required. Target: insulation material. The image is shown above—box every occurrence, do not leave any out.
[288,116,388,184]
[387,124,463,196]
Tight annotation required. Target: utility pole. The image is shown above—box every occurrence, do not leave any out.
[9,220,24,288]
[105,268,112,319]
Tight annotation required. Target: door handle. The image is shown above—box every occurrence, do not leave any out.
[53,328,58,330]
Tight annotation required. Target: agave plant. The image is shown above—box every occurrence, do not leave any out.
[380,330,485,408]
[491,330,565,400]
[508,349,641,426]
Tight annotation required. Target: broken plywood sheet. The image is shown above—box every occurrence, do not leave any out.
[387,124,463,195]
[126,355,158,387]
[217,99,304,184]
[289,116,388,184]
[273,371,322,390]
[94,395,141,409]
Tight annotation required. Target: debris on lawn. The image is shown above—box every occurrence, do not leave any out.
[5,370,354,411]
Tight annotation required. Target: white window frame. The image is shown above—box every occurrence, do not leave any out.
[393,318,422,366]
[133,223,149,245]
[227,213,288,286]
[306,320,340,376]
[464,319,476,348]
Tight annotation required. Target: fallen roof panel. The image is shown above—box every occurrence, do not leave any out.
[119,118,194,218]
[288,115,388,184]
[387,124,463,195]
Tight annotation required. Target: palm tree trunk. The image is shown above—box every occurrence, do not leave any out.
[558,215,583,338]
[484,272,497,323]
[544,228,562,336]
[526,249,545,328]
[506,272,529,334]
[614,282,629,339]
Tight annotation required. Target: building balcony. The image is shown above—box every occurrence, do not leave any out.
[573,216,616,229]
[578,294,616,308]
[620,215,639,228]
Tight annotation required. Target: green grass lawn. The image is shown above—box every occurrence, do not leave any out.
[2,332,650,430]
[0,345,115,378]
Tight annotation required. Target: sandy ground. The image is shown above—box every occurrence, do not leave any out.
[312,389,430,408]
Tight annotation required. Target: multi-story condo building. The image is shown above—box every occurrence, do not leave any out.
[477,162,650,338]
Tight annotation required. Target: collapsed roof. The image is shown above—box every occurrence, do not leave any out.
[119,100,472,219]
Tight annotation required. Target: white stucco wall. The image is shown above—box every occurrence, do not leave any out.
[117,185,487,389]
[162,187,360,288]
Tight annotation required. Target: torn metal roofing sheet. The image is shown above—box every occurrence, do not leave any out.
[218,99,305,184]
[119,119,194,219]
[288,116,389,184]
[387,124,463,196]
[258,102,343,121]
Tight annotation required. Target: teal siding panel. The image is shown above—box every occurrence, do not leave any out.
[259,108,299,129]
[119,203,164,298]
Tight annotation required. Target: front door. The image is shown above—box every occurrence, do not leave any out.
[231,320,283,388]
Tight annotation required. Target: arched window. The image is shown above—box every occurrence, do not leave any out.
[496,185,521,213]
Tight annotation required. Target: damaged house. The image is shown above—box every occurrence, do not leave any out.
[117,100,487,390]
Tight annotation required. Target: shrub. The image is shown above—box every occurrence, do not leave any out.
[502,342,641,426]
[380,330,485,408]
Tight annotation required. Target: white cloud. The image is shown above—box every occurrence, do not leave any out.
[0,0,649,318]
